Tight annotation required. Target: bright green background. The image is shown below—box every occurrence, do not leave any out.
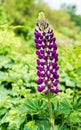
[0,0,81,130]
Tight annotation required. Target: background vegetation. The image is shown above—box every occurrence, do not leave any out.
[0,0,81,130]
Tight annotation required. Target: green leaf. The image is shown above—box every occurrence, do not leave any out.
[77,97,81,109]
[59,100,71,115]
[65,78,75,87]
[0,71,8,81]
[26,121,38,130]
[68,111,81,124]
[25,99,48,115]
[0,108,7,116]
[36,120,50,130]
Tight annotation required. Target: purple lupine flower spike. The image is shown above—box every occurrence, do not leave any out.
[34,12,59,94]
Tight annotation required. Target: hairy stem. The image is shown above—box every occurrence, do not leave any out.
[48,92,55,130]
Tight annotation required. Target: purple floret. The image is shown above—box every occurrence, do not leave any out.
[34,13,59,94]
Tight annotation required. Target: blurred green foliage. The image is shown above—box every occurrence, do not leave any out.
[0,0,81,130]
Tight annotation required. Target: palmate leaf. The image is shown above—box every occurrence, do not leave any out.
[57,99,72,115]
[72,95,81,111]
[60,102,71,114]
[25,98,48,115]
[73,96,81,110]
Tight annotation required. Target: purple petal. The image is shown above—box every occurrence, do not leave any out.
[43,32,46,36]
[36,44,41,49]
[54,74,59,79]
[49,38,52,43]
[37,71,41,77]
[40,50,44,54]
[44,90,48,94]
[36,66,44,71]
[44,79,48,84]
[52,62,57,68]
[46,50,50,55]
[50,69,54,74]
[50,56,53,60]
[47,74,50,78]
[40,35,43,39]
[38,40,42,44]
[55,57,58,62]
[34,31,39,36]
[36,78,43,84]
[50,33,54,38]
[45,35,49,39]
[40,61,45,66]
[48,29,53,33]
[48,44,52,49]
[43,56,48,60]
[46,65,49,70]
[34,39,42,44]
[34,39,39,43]
[37,59,40,65]
[55,66,59,70]
[40,73,45,77]
[38,54,43,59]
[52,38,56,42]
[53,80,59,86]
[50,77,54,81]
[43,39,46,43]
[54,54,58,62]
[51,88,59,94]
[38,86,45,92]
[36,22,39,26]
[47,85,51,89]
[55,53,58,58]
[36,50,40,55]
[52,44,57,50]
[53,71,57,76]
[45,70,50,77]
[52,50,56,56]
[41,44,45,49]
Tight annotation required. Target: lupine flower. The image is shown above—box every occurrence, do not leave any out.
[34,12,59,94]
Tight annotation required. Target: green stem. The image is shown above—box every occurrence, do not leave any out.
[48,92,55,130]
